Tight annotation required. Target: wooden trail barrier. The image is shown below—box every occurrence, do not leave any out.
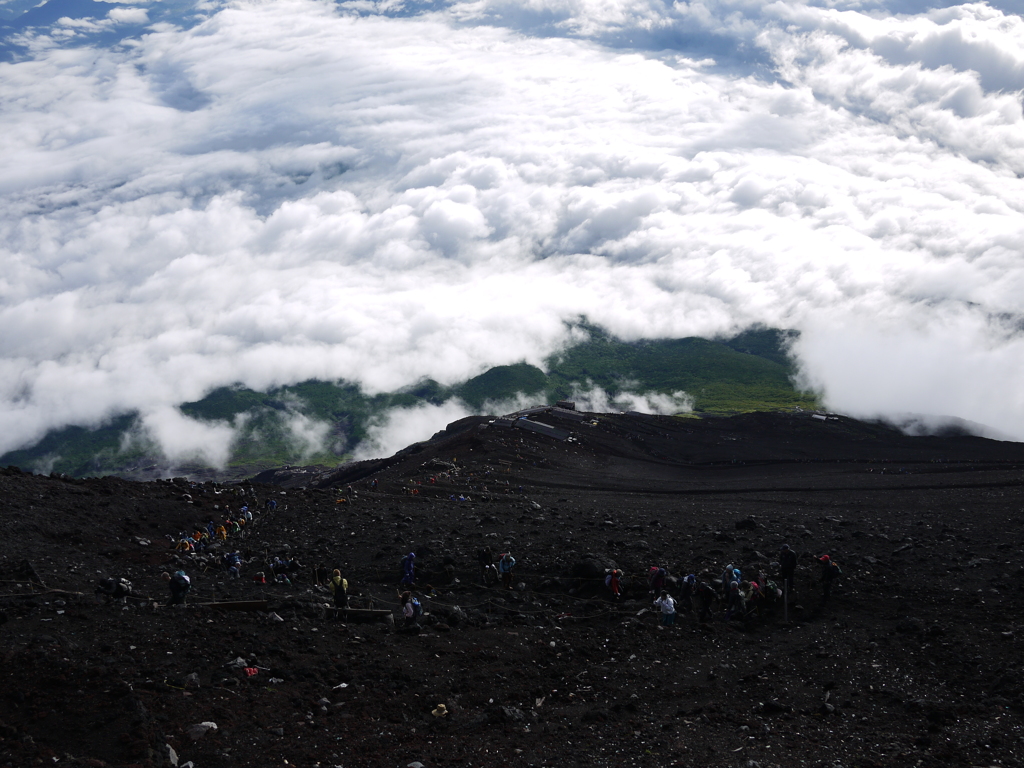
[197,599,270,611]
[333,607,393,624]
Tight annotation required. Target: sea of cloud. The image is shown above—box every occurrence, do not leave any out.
[1,0,1023,462]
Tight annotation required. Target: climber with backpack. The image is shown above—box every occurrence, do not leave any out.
[96,576,132,603]
[648,566,667,596]
[497,552,516,590]
[400,552,417,587]
[222,551,242,579]
[695,580,717,622]
[605,569,623,600]
[819,555,842,602]
[330,569,349,611]
[678,574,696,613]
[163,570,191,606]
[399,590,422,626]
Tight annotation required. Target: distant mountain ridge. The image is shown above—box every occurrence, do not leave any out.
[1,326,816,478]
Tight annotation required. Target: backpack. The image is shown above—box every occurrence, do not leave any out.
[411,598,423,619]
[829,562,842,578]
[172,571,191,591]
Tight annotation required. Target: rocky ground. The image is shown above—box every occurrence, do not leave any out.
[2,410,1024,768]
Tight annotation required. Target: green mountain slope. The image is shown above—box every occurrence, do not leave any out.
[1,326,816,477]
[545,326,804,410]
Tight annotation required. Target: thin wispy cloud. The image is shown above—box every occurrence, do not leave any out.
[1,0,1023,460]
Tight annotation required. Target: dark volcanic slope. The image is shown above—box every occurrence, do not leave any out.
[3,410,1024,768]
[318,410,1024,494]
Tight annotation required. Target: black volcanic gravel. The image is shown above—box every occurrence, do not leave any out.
[2,410,1024,768]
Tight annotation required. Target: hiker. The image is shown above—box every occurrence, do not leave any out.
[762,576,782,605]
[270,557,300,584]
[819,555,841,601]
[498,552,516,590]
[648,566,667,596]
[400,552,417,586]
[271,557,300,576]
[477,548,495,585]
[253,571,266,584]
[653,590,677,627]
[215,524,228,542]
[400,591,422,627]
[223,551,242,579]
[779,544,797,599]
[678,574,696,613]
[724,565,741,602]
[164,570,191,606]
[720,564,736,599]
[96,577,132,603]
[605,569,623,600]
[726,581,745,620]
[330,569,348,610]
[696,581,716,622]
[741,580,764,618]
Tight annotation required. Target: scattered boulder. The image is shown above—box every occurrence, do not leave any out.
[159,743,178,767]
[187,721,218,740]
[570,554,617,578]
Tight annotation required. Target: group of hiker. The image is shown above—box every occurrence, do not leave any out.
[97,473,846,630]
[400,549,517,591]
[173,506,255,554]
[95,489,298,607]
[96,534,840,631]
[100,552,307,609]
[390,548,516,627]
[645,544,842,626]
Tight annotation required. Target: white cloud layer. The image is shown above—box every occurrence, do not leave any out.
[2,0,1024,457]
[354,400,477,461]
[568,383,694,415]
[127,406,239,468]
